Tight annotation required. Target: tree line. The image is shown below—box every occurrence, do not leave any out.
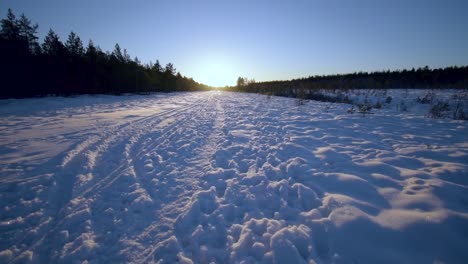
[0,9,209,99]
[232,66,468,97]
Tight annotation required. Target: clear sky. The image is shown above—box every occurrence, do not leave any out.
[1,0,467,87]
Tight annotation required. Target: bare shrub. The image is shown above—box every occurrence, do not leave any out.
[428,101,449,118]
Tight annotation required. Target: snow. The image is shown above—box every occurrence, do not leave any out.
[1,90,467,263]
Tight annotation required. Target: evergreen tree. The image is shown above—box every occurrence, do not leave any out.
[0,9,19,40]
[42,29,65,56]
[165,63,176,75]
[153,59,162,73]
[134,56,141,65]
[112,43,124,62]
[66,31,84,56]
[17,13,40,53]
[86,39,97,57]
[123,48,131,63]
[236,77,246,87]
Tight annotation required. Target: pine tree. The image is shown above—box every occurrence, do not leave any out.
[165,63,176,75]
[134,56,141,65]
[86,39,97,57]
[42,29,65,56]
[17,14,40,53]
[112,43,124,62]
[236,77,246,87]
[153,59,162,73]
[123,48,131,62]
[0,9,19,40]
[66,31,84,56]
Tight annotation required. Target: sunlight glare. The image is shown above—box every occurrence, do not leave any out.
[193,60,236,88]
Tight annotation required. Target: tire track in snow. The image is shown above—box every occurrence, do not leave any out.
[47,93,218,262]
[70,99,205,201]
[65,96,205,194]
[9,94,207,263]
[85,101,211,262]
[127,94,226,263]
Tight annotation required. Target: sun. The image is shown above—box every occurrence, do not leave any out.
[189,58,237,88]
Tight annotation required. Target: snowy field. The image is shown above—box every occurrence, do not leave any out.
[0,91,467,263]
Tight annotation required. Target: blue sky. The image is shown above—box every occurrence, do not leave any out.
[1,0,467,87]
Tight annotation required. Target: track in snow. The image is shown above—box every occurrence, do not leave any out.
[0,92,222,262]
[1,90,467,263]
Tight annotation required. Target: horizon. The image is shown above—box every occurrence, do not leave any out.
[1,0,468,87]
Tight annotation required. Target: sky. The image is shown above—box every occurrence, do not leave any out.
[1,0,467,87]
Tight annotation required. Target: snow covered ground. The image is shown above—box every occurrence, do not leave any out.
[0,90,467,263]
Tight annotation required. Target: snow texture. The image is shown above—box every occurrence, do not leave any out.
[0,90,467,263]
